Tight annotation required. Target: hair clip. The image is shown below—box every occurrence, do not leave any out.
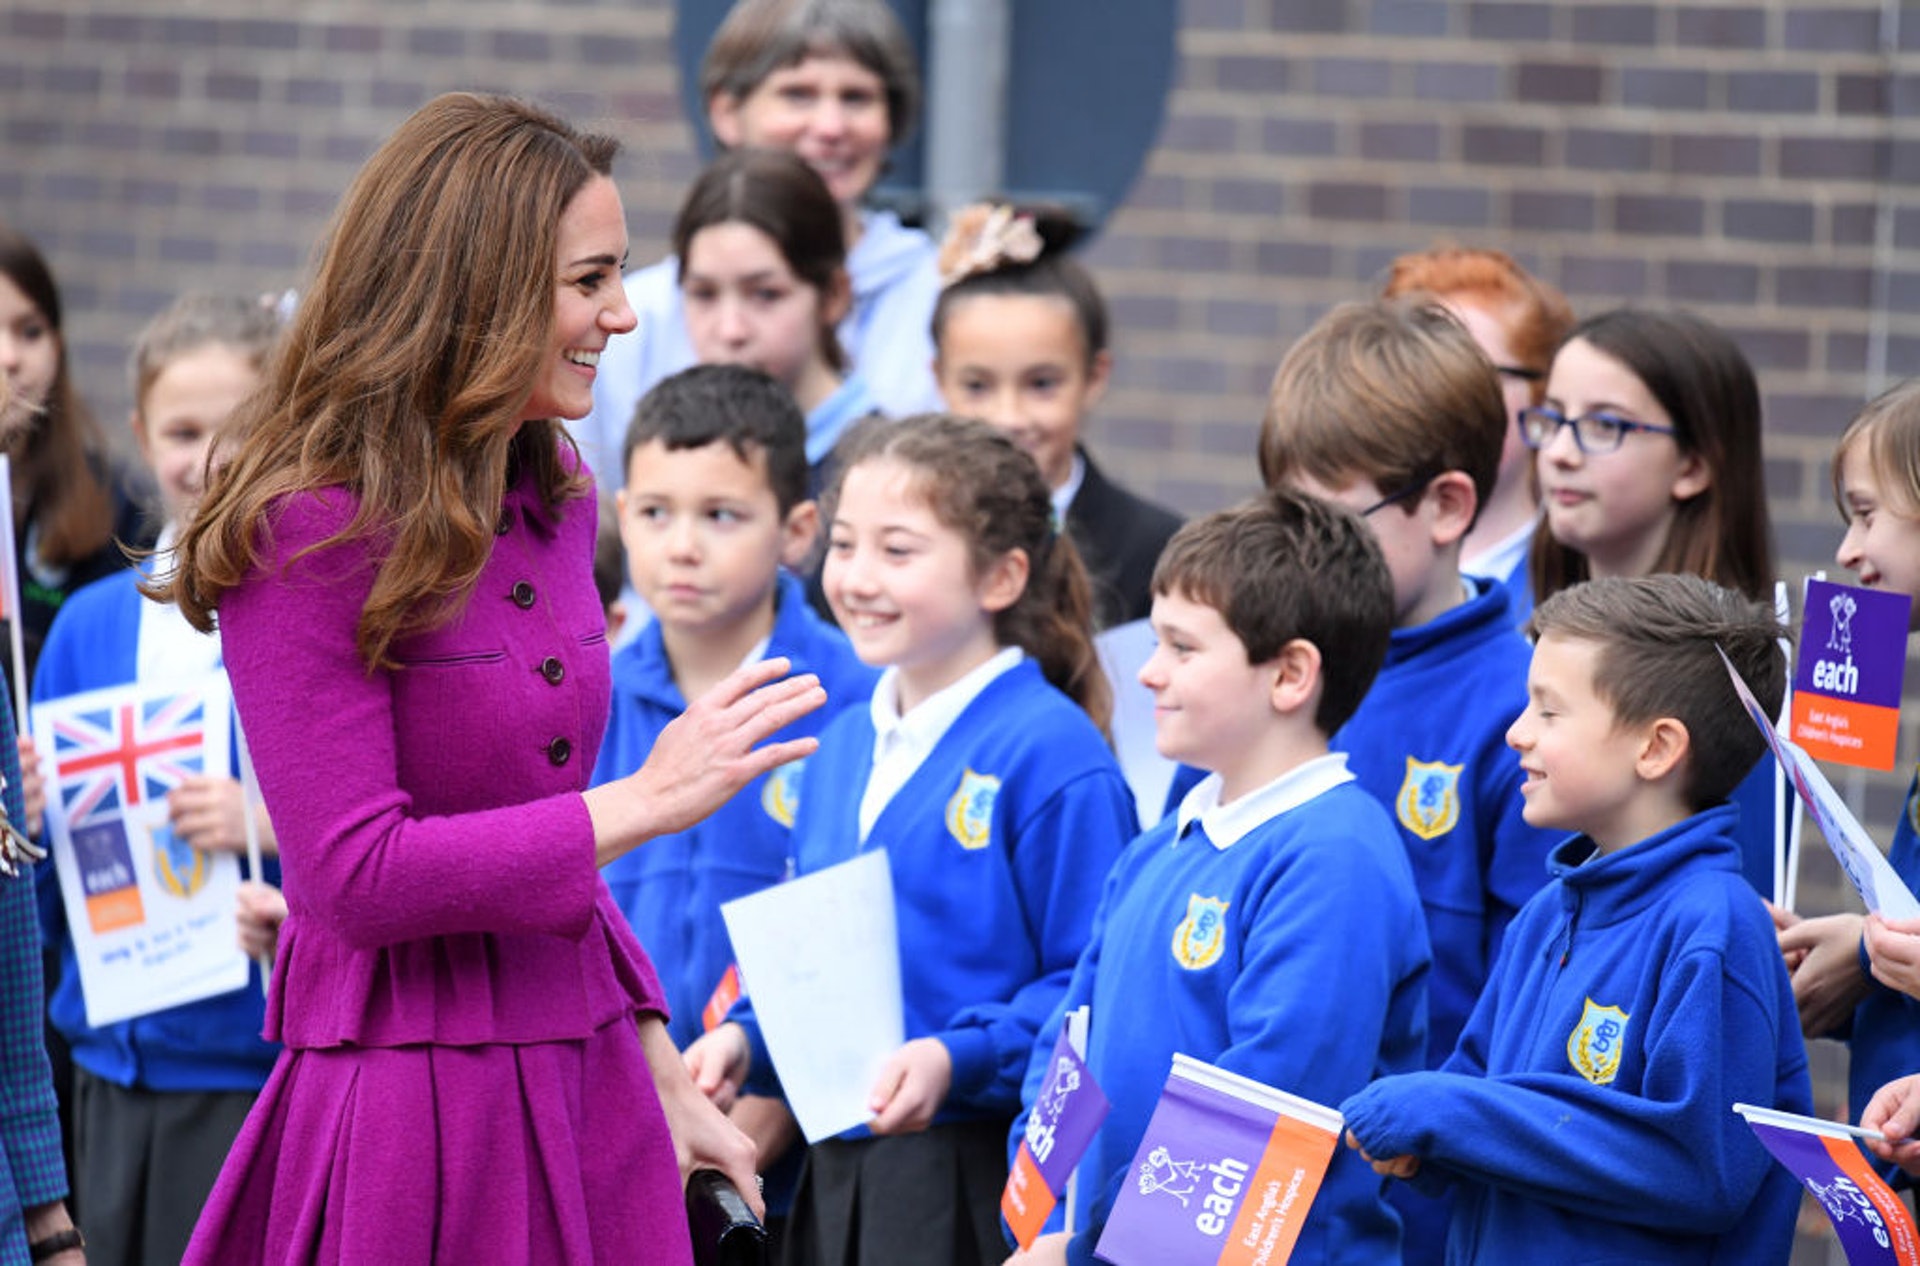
[938,204,1043,289]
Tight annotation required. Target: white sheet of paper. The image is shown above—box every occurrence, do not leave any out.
[721,849,904,1142]
[1097,618,1175,827]
[1720,648,1920,920]
[34,675,248,1027]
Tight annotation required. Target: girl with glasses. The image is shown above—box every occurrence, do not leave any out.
[1524,308,1773,607]
[1524,306,1778,898]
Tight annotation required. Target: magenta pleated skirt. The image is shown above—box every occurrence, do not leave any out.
[182,1017,694,1265]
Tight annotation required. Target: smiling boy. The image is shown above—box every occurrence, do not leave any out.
[1007,490,1430,1266]
[1341,573,1811,1265]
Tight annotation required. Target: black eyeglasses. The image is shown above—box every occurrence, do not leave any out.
[1518,406,1676,455]
[1359,472,1435,516]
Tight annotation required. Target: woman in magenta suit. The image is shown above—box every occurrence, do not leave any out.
[171,93,825,1265]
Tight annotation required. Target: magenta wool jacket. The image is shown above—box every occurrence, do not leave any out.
[219,470,666,1050]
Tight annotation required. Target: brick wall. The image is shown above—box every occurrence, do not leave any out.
[4,3,1917,1253]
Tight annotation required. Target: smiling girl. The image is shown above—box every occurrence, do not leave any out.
[932,204,1181,630]
[685,414,1135,1266]
[1776,382,1920,1147]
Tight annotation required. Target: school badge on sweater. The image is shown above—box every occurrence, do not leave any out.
[1567,998,1630,1085]
[1171,895,1231,970]
[761,759,803,828]
[945,768,999,851]
[1395,757,1463,840]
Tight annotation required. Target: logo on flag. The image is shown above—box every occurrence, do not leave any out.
[1002,1027,1111,1249]
[1098,1055,1343,1266]
[1737,1102,1920,1265]
[945,768,999,851]
[1567,997,1630,1086]
[50,691,208,825]
[1137,1146,1214,1206]
[1172,895,1231,970]
[762,760,802,828]
[1395,757,1463,840]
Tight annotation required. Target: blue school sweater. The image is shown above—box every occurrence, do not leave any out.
[592,572,877,1049]
[32,567,279,1092]
[1726,754,1781,900]
[1341,804,1812,1266]
[1332,576,1557,1066]
[736,659,1136,1124]
[1019,759,1430,1266]
[1847,765,1920,1123]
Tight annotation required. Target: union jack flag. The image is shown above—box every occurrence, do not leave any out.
[48,689,209,826]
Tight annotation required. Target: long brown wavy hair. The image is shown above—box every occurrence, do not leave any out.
[0,222,118,567]
[167,94,615,670]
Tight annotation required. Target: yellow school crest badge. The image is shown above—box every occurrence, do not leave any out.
[1567,998,1630,1086]
[761,759,803,828]
[152,822,209,900]
[1396,757,1464,840]
[945,769,1000,851]
[1171,895,1231,970]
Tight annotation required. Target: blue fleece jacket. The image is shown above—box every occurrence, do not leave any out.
[1332,576,1557,1067]
[735,659,1136,1125]
[573,208,942,490]
[1847,766,1920,1123]
[591,572,876,1049]
[1341,805,1812,1265]
[32,566,278,1093]
[1016,760,1430,1266]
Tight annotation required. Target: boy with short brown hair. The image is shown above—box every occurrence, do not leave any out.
[1342,572,1811,1264]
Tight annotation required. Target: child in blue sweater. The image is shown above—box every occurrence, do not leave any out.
[1777,380,1920,1136]
[592,363,876,1198]
[1342,573,1812,1264]
[1258,298,1560,1259]
[1007,489,1431,1266]
[686,413,1136,1266]
[32,293,282,1266]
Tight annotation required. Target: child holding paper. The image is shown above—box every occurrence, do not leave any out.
[686,414,1135,1266]
[31,293,282,1266]
[1792,381,1920,1149]
[1006,489,1430,1266]
[1342,572,1811,1264]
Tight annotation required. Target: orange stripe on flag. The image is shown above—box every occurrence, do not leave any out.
[1820,1134,1920,1264]
[1218,1110,1340,1266]
[702,963,742,1033]
[1000,1142,1059,1250]
[1792,696,1901,771]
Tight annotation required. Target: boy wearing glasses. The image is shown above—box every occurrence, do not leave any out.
[1258,298,1559,1262]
